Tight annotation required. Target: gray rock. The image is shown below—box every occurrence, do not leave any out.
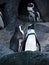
[35,0,49,22]
[0,51,49,65]
[0,44,14,59]
[35,23,49,52]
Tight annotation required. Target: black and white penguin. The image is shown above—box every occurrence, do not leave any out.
[25,24,41,51]
[27,3,41,22]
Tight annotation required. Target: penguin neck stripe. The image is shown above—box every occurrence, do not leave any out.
[26,33,35,39]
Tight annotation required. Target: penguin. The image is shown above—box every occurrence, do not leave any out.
[27,3,35,22]
[25,24,41,51]
[27,3,41,22]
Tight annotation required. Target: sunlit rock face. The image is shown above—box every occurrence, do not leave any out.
[35,0,49,22]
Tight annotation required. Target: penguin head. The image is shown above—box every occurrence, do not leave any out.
[27,3,34,12]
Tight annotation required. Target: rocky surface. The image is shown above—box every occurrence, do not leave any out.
[0,0,7,4]
[35,22,49,52]
[0,44,14,59]
[0,51,49,65]
[35,0,49,22]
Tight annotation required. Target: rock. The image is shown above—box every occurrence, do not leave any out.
[0,44,14,59]
[2,0,21,27]
[0,0,7,4]
[35,23,49,52]
[35,0,49,22]
[0,51,49,65]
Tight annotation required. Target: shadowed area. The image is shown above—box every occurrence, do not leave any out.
[35,0,49,22]
[0,51,49,65]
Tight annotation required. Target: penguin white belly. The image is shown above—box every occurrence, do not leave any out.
[25,29,37,51]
